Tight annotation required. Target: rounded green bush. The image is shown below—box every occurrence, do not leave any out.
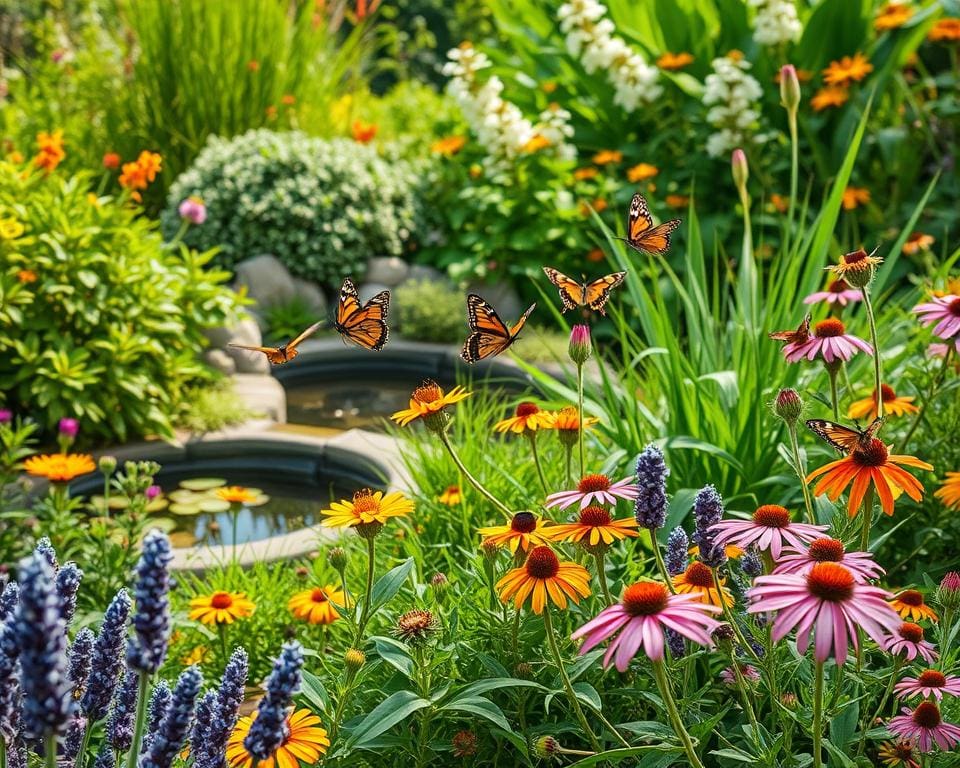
[395,279,465,343]
[162,129,426,289]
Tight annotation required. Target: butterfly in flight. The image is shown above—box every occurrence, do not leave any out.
[542,267,627,316]
[768,314,811,345]
[460,294,536,363]
[228,321,323,365]
[806,417,884,455]
[334,278,390,351]
[615,191,681,256]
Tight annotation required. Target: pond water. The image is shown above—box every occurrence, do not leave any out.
[285,379,412,431]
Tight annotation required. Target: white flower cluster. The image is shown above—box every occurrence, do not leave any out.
[442,44,575,175]
[702,55,766,158]
[749,0,802,46]
[557,0,661,112]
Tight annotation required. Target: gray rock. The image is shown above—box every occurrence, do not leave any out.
[291,279,328,317]
[407,264,448,286]
[231,374,287,423]
[202,312,262,349]
[203,349,237,375]
[365,256,409,287]
[466,279,524,321]
[234,254,297,309]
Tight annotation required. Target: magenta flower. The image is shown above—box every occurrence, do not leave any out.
[571,581,721,670]
[145,485,162,502]
[888,702,960,753]
[772,537,884,582]
[782,318,873,364]
[0,410,11,424]
[804,279,862,307]
[883,622,939,664]
[913,295,960,339]
[895,670,960,701]
[58,418,79,438]
[710,505,827,560]
[568,324,591,365]
[720,664,760,687]
[178,196,207,225]
[545,474,638,511]
[746,562,901,664]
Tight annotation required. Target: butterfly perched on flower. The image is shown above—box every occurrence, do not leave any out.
[806,417,884,454]
[460,295,536,363]
[542,267,627,316]
[228,321,323,365]
[615,191,681,256]
[768,314,811,345]
[334,278,390,351]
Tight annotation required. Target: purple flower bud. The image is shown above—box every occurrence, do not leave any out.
[0,618,22,744]
[142,680,172,753]
[196,648,248,768]
[666,628,686,658]
[665,527,689,576]
[58,418,80,438]
[63,714,88,762]
[0,582,20,622]
[108,669,138,753]
[140,666,203,768]
[190,691,216,764]
[244,643,303,761]
[178,197,207,225]
[740,548,763,578]
[145,485,162,501]
[56,562,83,625]
[68,628,95,699]
[0,409,12,424]
[33,538,59,571]
[127,531,172,674]
[692,485,727,568]
[93,745,114,768]
[634,444,669,530]
[568,324,592,366]
[81,589,131,723]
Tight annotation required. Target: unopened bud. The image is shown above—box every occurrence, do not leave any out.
[344,648,366,671]
[774,388,803,424]
[533,735,560,759]
[731,149,749,194]
[98,455,117,475]
[779,64,801,114]
[937,571,960,610]
[568,324,592,366]
[328,546,348,573]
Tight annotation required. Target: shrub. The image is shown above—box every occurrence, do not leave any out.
[0,163,242,443]
[162,130,427,289]
[395,279,464,343]
[175,380,255,435]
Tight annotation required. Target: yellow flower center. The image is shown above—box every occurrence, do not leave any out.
[413,380,443,404]
[352,489,379,515]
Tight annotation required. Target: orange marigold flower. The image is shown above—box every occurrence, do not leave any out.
[34,130,66,173]
[656,52,693,70]
[934,472,960,510]
[672,561,734,607]
[627,163,659,182]
[875,2,913,31]
[288,584,347,625]
[592,149,622,165]
[227,709,329,768]
[265,105,278,120]
[841,186,871,210]
[496,545,591,613]
[573,167,599,181]
[811,85,850,111]
[523,134,551,153]
[823,53,873,86]
[902,232,934,255]
[247,59,261,71]
[889,589,939,623]
[281,93,296,106]
[17,269,37,284]
[188,591,256,625]
[848,385,918,420]
[928,18,960,43]
[351,120,377,143]
[102,152,120,170]
[665,194,689,209]
[430,136,466,156]
[24,453,95,483]
[7,151,24,164]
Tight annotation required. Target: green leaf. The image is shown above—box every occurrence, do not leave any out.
[344,690,430,750]
[439,696,512,732]
[567,746,683,767]
[442,677,547,705]
[829,700,860,747]
[370,558,415,610]
[299,670,330,715]
[371,636,415,678]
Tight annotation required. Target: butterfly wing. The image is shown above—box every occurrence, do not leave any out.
[287,320,324,351]
[508,303,537,338]
[858,417,885,450]
[227,344,286,365]
[806,420,864,454]
[768,314,812,344]
[620,192,681,256]
[542,267,585,312]
[335,278,390,351]
[461,294,513,363]
[582,271,627,315]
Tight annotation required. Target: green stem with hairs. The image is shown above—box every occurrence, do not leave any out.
[730,662,762,746]
[527,432,549,496]
[354,537,376,643]
[827,365,841,421]
[577,364,586,477]
[438,430,512,519]
[861,287,883,419]
[787,423,817,524]
[857,656,902,756]
[649,529,675,593]
[713,569,761,664]
[125,671,150,768]
[44,734,57,768]
[859,485,876,553]
[652,660,706,768]
[786,109,799,251]
[812,661,825,768]
[594,552,613,605]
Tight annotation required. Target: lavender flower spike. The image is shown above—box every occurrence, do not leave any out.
[127,530,173,674]
[189,691,216,766]
[665,527,689,576]
[14,553,73,740]
[244,642,303,761]
[93,744,115,768]
[692,484,727,568]
[140,666,203,768]
[63,714,88,762]
[634,444,669,530]
[143,680,172,753]
[740,548,763,578]
[33,537,58,571]
[68,627,95,699]
[108,668,138,753]
[56,562,83,625]
[0,617,21,744]
[198,648,249,768]
[0,582,19,622]
[81,589,131,723]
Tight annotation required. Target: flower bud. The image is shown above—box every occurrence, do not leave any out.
[514,661,533,679]
[145,485,161,501]
[177,196,207,225]
[568,324,592,366]
[344,648,366,672]
[327,546,348,574]
[58,418,79,439]
[533,735,560,759]
[0,409,12,425]
[837,247,879,289]
[731,149,749,194]
[780,691,799,709]
[936,571,960,610]
[480,539,501,561]
[774,388,803,425]
[779,64,801,114]
[430,572,449,600]
[98,455,117,475]
[712,623,737,653]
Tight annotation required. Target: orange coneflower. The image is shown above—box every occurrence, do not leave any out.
[543,505,639,548]
[494,402,553,434]
[823,53,873,87]
[351,120,377,143]
[477,511,552,554]
[889,589,939,623]
[811,85,849,111]
[902,232,934,255]
[438,484,461,506]
[592,150,622,165]
[928,18,960,43]
[656,52,693,70]
[496,546,591,613]
[627,163,659,183]
[806,438,932,516]
[847,385,918,420]
[188,591,256,626]
[288,584,346,625]
[875,2,913,31]
[16,269,37,284]
[573,167,599,181]
[227,709,329,768]
[841,186,871,211]
[934,472,960,510]
[672,561,734,608]
[391,380,470,428]
[321,488,413,529]
[24,453,95,483]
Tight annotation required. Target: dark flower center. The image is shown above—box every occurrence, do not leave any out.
[949,297,960,317]
[752,504,791,528]
[918,670,947,687]
[852,439,888,467]
[806,563,855,602]
[912,701,942,729]
[310,588,328,604]
[622,582,669,616]
[844,248,869,264]
[413,380,442,403]
[828,279,851,293]
[210,592,233,609]
[511,512,538,533]
[814,318,846,338]
[578,474,612,493]
[807,538,845,562]
[579,506,612,527]
[515,402,540,417]
[893,743,914,759]
[899,622,924,642]
[879,384,897,402]
[897,589,924,607]
[684,562,715,587]
[525,546,560,579]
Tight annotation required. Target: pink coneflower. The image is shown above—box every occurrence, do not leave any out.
[571,581,721,670]
[803,279,862,307]
[883,622,939,664]
[783,318,873,363]
[772,538,884,582]
[888,702,960,752]
[710,505,827,560]
[545,474,638,511]
[894,670,960,701]
[913,295,960,339]
[928,340,960,358]
[746,562,901,664]
[720,664,761,686]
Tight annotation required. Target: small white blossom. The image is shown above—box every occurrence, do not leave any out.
[703,55,767,158]
[749,0,802,46]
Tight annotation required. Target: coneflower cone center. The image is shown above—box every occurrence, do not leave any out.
[211,592,233,609]
[413,380,442,404]
[852,439,888,467]
[948,297,960,317]
[352,490,379,515]
[622,582,669,616]
[918,670,947,687]
[579,506,611,526]
[525,547,559,579]
[893,744,915,759]
[898,589,924,607]
[808,538,845,562]
[511,512,538,533]
[828,279,850,293]
[806,563,855,602]
[752,504,791,528]
[879,384,898,402]
[310,588,329,603]
[814,318,846,338]
[913,701,942,728]
[515,402,539,417]
[683,561,715,587]
[900,622,924,642]
[578,474,611,493]
[845,248,869,265]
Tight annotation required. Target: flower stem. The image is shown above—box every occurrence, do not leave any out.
[75,723,92,768]
[652,659,706,768]
[860,287,883,419]
[354,537,376,643]
[730,662,762,746]
[44,735,57,768]
[594,553,613,605]
[713,569,760,664]
[856,656,902,756]
[787,423,817,524]
[126,671,150,768]
[900,347,952,452]
[577,364,585,477]
[564,445,572,487]
[542,607,603,753]
[812,661,825,768]
[649,529,675,594]
[527,433,549,496]
[859,485,875,553]
[438,430,512,518]
[786,111,799,251]
[827,366,840,421]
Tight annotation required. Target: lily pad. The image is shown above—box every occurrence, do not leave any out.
[168,489,201,503]
[169,531,198,548]
[146,498,169,513]
[149,517,177,533]
[198,498,232,514]
[88,495,130,512]
[245,494,271,507]
[169,502,202,516]
[179,477,227,491]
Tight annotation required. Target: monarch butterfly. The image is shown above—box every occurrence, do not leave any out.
[334,278,390,351]
[768,314,812,345]
[460,294,536,363]
[806,417,884,454]
[228,321,323,365]
[542,267,627,316]
[616,191,681,256]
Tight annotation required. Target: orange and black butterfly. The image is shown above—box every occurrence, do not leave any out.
[542,267,627,316]
[616,191,681,256]
[768,314,812,345]
[334,278,390,351]
[229,321,323,365]
[806,417,884,455]
[460,295,536,363]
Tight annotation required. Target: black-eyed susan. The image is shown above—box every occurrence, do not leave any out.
[847,385,918,420]
[321,489,414,529]
[438,484,462,505]
[544,505,639,548]
[391,380,470,430]
[23,453,95,483]
[189,591,256,625]
[672,561,734,607]
[494,402,553,434]
[226,709,329,768]
[477,511,552,554]
[934,472,960,510]
[876,740,921,768]
[889,589,939,623]
[288,585,346,625]
[496,546,591,613]
[823,53,873,86]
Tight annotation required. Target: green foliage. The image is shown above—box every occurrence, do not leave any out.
[175,380,256,434]
[0,164,242,443]
[395,279,464,343]
[161,130,427,289]
[262,295,321,345]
